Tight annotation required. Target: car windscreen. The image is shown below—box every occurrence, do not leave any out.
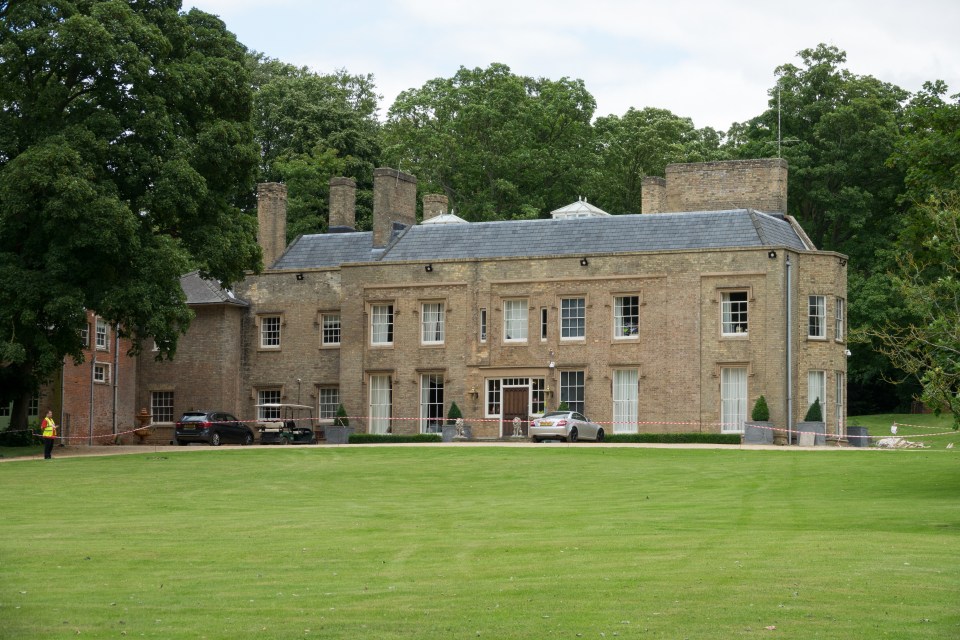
[179,414,207,423]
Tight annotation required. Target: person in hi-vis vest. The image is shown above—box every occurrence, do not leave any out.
[41,410,57,459]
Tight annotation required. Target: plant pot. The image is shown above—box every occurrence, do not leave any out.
[796,421,825,446]
[743,421,774,445]
[326,425,353,444]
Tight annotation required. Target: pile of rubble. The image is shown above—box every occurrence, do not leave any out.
[874,436,929,449]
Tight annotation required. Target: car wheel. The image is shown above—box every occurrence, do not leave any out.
[595,429,605,442]
[210,431,221,446]
[243,432,253,446]
[568,428,579,443]
[176,439,188,446]
[532,437,541,443]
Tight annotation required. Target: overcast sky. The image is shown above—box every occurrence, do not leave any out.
[185,0,960,132]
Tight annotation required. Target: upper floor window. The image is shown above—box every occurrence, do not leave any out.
[480,308,487,343]
[614,296,639,338]
[561,298,585,340]
[421,302,445,345]
[95,318,109,350]
[540,307,548,341]
[721,291,748,335]
[260,315,281,348]
[322,314,341,346]
[80,323,90,349]
[371,304,394,345]
[835,297,845,342]
[808,296,826,339]
[503,299,528,342]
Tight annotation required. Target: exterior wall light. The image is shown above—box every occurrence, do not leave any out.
[425,264,433,272]
[579,257,589,267]
[767,250,777,259]
[295,273,305,280]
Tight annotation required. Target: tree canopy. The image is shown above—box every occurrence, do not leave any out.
[382,63,597,220]
[0,1,260,425]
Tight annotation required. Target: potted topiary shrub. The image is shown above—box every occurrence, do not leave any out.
[442,402,463,442]
[743,395,774,445]
[327,404,353,444]
[797,398,825,446]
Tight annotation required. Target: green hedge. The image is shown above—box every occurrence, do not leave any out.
[348,433,443,444]
[605,433,741,445]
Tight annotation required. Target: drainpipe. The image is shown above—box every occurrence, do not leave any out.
[113,324,120,439]
[89,354,96,446]
[785,254,794,445]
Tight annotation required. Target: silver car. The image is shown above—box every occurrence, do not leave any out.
[529,411,605,443]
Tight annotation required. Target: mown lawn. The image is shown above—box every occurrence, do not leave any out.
[848,412,958,449]
[1,446,958,639]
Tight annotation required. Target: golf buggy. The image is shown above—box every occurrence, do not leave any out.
[255,403,318,444]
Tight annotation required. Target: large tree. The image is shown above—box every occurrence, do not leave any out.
[727,44,913,411]
[588,107,725,214]
[249,55,381,238]
[382,63,597,220]
[0,1,260,428]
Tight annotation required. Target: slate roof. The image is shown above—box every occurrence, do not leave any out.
[180,271,248,306]
[270,209,810,270]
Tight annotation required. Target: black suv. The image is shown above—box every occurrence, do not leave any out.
[175,411,254,446]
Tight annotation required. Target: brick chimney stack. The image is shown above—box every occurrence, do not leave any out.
[372,167,417,248]
[328,177,356,231]
[257,182,287,268]
[422,194,448,222]
[641,176,667,214]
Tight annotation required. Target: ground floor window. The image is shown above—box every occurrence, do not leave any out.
[93,363,110,384]
[258,389,281,420]
[370,375,392,434]
[151,391,174,423]
[612,369,638,433]
[318,387,340,420]
[807,370,826,418]
[720,367,747,433]
[484,378,545,417]
[835,371,845,437]
[420,374,444,433]
[560,371,585,415]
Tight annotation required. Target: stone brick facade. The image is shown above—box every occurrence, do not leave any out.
[107,159,848,444]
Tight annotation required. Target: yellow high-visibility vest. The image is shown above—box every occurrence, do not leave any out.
[41,418,57,438]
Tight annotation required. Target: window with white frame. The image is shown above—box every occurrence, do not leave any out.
[93,362,110,384]
[720,367,747,433]
[808,296,826,339]
[560,371,585,414]
[258,389,281,420]
[835,371,845,437]
[531,378,545,415]
[486,379,501,416]
[613,369,639,433]
[371,304,394,345]
[80,323,90,348]
[835,297,845,342]
[0,403,10,417]
[721,291,748,335]
[479,308,487,343]
[27,396,39,416]
[503,299,528,342]
[560,298,585,340]
[322,314,341,346]
[540,308,548,341]
[260,315,281,348]
[318,387,340,420]
[807,370,826,418]
[614,296,639,338]
[420,374,444,433]
[95,318,109,350]
[151,391,174,423]
[421,303,445,345]
[369,375,392,434]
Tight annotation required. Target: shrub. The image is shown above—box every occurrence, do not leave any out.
[349,433,442,444]
[751,395,770,421]
[557,401,570,411]
[333,404,349,427]
[803,398,823,422]
[0,421,40,447]
[605,433,741,445]
[447,402,463,426]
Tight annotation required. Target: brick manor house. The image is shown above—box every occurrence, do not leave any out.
[11,158,847,443]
